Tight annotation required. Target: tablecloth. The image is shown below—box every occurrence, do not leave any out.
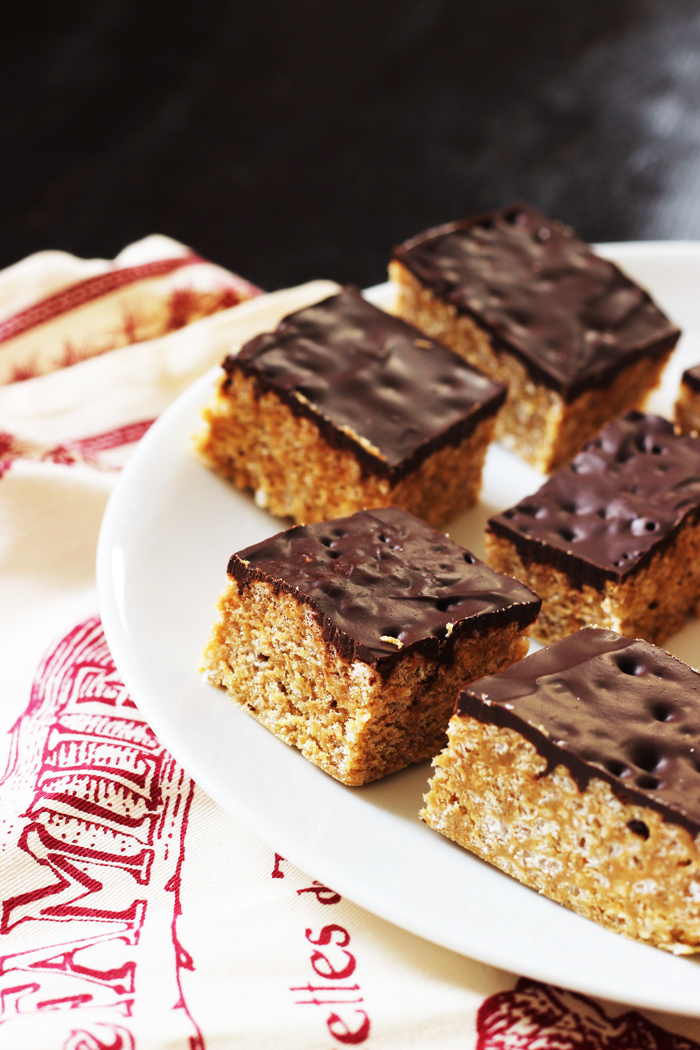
[1,236,699,1049]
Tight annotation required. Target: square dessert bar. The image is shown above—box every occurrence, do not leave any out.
[196,285,505,528]
[422,628,700,954]
[485,412,700,645]
[390,203,680,473]
[676,364,700,433]
[201,507,540,786]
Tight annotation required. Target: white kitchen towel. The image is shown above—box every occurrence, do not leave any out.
[1,239,699,1049]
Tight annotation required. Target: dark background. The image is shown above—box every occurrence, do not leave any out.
[3,0,700,290]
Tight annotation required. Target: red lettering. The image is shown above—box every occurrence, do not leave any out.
[0,983,40,1018]
[271,854,285,879]
[294,995,364,1006]
[30,947,136,997]
[296,881,341,905]
[310,950,356,980]
[305,924,350,948]
[327,1009,370,1044]
[290,983,360,994]
[306,924,355,979]
[294,915,370,1043]
[2,824,149,933]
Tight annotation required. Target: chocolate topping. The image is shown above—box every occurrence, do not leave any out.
[488,412,700,589]
[229,507,540,676]
[456,628,700,835]
[393,203,680,401]
[683,364,700,394]
[224,286,506,482]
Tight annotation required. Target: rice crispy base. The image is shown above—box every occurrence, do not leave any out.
[201,577,531,786]
[485,517,700,645]
[390,260,671,474]
[422,714,700,954]
[196,369,497,528]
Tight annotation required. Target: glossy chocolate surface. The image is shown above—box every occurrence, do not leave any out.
[393,203,679,401]
[683,364,700,394]
[224,286,505,481]
[229,507,540,675]
[457,628,700,835]
[488,412,700,589]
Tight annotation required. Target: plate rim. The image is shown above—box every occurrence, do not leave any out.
[97,241,700,1016]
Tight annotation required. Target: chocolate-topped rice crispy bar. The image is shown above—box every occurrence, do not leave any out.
[422,628,700,954]
[197,285,505,528]
[391,203,679,473]
[201,507,540,786]
[486,412,700,645]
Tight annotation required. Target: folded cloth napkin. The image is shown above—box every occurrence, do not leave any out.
[1,239,699,1050]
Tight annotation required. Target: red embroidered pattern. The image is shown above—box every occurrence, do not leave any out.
[0,419,156,476]
[289,883,370,1045]
[0,256,203,347]
[0,616,203,1049]
[477,977,699,1049]
[43,419,157,467]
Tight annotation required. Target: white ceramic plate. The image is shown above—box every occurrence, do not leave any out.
[98,244,700,1015]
